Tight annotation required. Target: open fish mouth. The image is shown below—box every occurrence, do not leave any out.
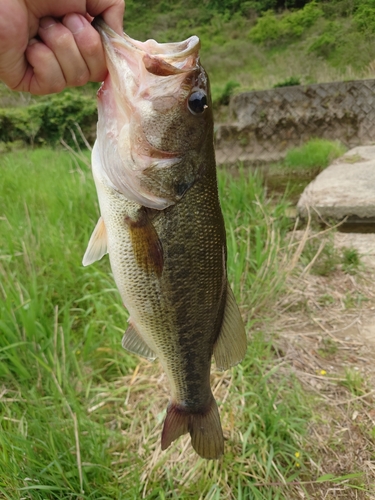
[91,18,210,209]
[92,17,201,75]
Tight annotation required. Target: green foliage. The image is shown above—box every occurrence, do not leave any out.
[207,0,278,15]
[273,76,301,87]
[249,10,282,43]
[283,138,347,172]
[301,237,339,276]
[354,1,375,33]
[214,80,241,105]
[341,368,365,396]
[0,91,97,146]
[249,2,323,44]
[318,337,338,357]
[341,247,361,274]
[308,21,344,57]
[300,237,363,278]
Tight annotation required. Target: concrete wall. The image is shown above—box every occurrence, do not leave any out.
[214,79,375,165]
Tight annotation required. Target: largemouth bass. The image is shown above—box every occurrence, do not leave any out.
[84,18,247,459]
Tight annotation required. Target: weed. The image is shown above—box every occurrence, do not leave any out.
[283,138,347,173]
[318,337,339,358]
[273,76,301,87]
[317,294,335,307]
[344,291,369,309]
[341,369,365,396]
[214,80,241,106]
[341,247,361,274]
[300,236,339,276]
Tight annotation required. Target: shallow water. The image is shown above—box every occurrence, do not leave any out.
[262,168,375,234]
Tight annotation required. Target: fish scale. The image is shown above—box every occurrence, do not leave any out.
[83,18,247,459]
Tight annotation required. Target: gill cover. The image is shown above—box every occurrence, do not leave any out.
[93,18,209,210]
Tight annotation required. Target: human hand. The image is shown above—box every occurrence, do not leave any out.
[0,0,124,95]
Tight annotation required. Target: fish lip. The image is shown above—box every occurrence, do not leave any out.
[92,17,200,65]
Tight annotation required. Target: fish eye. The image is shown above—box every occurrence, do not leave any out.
[187,90,208,115]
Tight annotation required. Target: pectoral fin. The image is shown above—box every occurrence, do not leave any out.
[213,284,247,371]
[82,217,107,266]
[82,216,108,266]
[126,208,164,277]
[122,321,156,361]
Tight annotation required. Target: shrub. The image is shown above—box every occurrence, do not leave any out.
[249,10,282,43]
[0,91,97,146]
[354,3,375,33]
[308,21,343,58]
[249,1,323,44]
[273,76,301,87]
[215,80,241,105]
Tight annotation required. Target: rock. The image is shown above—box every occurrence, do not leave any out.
[297,145,375,220]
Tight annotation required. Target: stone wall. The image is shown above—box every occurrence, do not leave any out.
[214,79,375,165]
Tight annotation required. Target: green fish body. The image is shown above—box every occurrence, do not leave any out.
[84,19,247,459]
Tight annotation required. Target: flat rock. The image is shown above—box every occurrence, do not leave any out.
[297,145,375,220]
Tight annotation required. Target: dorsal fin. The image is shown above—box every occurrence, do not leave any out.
[82,216,108,266]
[122,321,156,361]
[213,284,247,371]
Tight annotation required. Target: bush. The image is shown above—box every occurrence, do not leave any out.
[249,10,282,43]
[0,91,97,146]
[273,76,301,87]
[249,1,323,44]
[215,80,241,105]
[308,21,344,58]
[354,3,375,33]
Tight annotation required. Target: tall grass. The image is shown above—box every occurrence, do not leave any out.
[1,148,310,498]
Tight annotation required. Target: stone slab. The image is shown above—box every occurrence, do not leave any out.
[297,145,375,220]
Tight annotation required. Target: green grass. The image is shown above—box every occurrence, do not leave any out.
[0,148,315,498]
[283,138,347,173]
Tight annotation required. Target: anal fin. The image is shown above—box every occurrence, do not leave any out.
[213,284,247,370]
[122,321,156,361]
[82,216,108,266]
[161,395,224,459]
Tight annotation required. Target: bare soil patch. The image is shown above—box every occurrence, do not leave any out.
[274,231,375,498]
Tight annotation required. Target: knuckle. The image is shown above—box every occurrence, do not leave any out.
[54,31,73,50]
[70,70,89,87]
[49,80,66,94]
[78,32,102,58]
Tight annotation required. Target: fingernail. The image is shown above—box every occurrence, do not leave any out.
[64,13,85,35]
[39,17,57,30]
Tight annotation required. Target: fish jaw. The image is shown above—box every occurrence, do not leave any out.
[93,18,212,209]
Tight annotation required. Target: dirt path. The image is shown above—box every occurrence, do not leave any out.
[274,231,375,498]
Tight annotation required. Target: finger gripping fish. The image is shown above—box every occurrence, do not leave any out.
[84,18,247,459]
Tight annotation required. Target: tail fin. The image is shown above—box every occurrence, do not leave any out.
[161,397,224,459]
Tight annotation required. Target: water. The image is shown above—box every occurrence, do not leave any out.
[261,168,375,234]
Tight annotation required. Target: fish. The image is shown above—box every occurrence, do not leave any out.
[84,18,247,459]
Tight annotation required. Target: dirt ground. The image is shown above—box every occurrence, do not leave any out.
[274,231,375,499]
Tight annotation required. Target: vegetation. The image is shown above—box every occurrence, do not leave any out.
[1,147,372,498]
[2,0,375,146]
[1,2,375,497]
[283,138,347,173]
[0,148,312,498]
[0,91,97,147]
